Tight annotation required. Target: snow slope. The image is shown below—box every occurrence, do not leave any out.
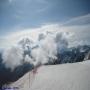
[8,60,90,90]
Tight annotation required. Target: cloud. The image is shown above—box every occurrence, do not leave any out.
[1,30,71,71]
[55,32,69,53]
[0,13,90,70]
[2,45,24,71]
[32,33,57,64]
[0,13,90,49]
[62,13,90,26]
[0,17,90,49]
[8,0,13,3]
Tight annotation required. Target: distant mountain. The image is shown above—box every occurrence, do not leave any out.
[52,45,90,64]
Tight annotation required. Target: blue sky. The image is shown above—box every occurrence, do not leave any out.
[0,0,90,35]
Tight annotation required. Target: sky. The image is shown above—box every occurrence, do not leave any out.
[0,0,90,48]
[0,0,90,35]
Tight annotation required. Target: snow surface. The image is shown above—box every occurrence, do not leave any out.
[7,60,90,90]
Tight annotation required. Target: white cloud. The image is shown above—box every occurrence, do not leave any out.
[0,13,90,70]
[0,15,90,49]
[62,13,90,26]
[0,20,89,49]
[0,24,59,48]
[8,0,13,3]
[2,45,24,71]
[1,29,71,71]
[25,55,33,64]
[55,32,69,53]
[32,33,57,64]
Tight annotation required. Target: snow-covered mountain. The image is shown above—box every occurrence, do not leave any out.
[7,60,90,90]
